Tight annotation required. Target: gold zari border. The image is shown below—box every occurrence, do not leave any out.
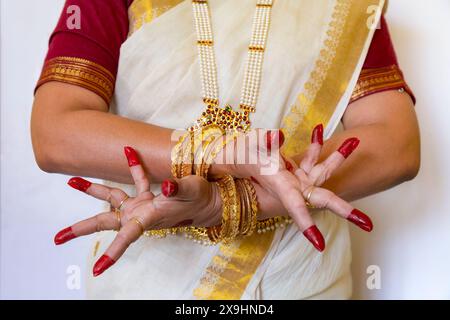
[128,0,183,36]
[350,64,412,103]
[281,0,384,158]
[37,57,115,104]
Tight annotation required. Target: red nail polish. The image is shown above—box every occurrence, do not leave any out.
[303,225,325,252]
[93,255,116,277]
[266,130,285,151]
[347,209,373,232]
[67,177,92,193]
[311,124,324,145]
[285,160,294,172]
[162,179,178,197]
[54,227,76,245]
[338,138,360,159]
[173,219,194,228]
[124,146,141,167]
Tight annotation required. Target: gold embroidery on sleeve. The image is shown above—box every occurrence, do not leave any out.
[37,56,115,104]
[350,65,410,103]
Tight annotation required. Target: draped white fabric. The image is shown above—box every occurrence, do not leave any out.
[86,0,374,299]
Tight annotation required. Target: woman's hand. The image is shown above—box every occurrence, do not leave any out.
[54,147,222,277]
[214,125,373,251]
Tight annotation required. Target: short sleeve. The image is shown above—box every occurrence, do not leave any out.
[36,0,133,104]
[350,15,415,104]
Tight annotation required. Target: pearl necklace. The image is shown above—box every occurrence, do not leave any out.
[190,0,274,132]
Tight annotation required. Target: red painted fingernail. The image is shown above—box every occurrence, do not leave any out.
[285,160,294,172]
[162,179,178,197]
[303,225,325,252]
[67,177,92,193]
[338,138,360,159]
[173,219,194,228]
[93,255,116,277]
[311,124,324,145]
[250,176,260,184]
[347,209,373,232]
[266,130,285,151]
[124,146,141,167]
[54,227,77,245]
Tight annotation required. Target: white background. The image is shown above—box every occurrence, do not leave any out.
[1,0,449,299]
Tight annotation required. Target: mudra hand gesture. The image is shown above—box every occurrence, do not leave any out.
[55,125,372,276]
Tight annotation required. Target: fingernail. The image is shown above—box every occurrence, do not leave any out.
[311,124,324,145]
[173,219,194,228]
[285,160,294,172]
[266,130,285,151]
[338,138,360,159]
[93,255,116,277]
[303,225,325,252]
[347,209,373,232]
[162,179,178,197]
[67,177,92,193]
[124,146,141,167]
[54,227,76,245]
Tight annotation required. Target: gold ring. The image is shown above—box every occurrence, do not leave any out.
[114,209,122,231]
[131,217,145,235]
[117,195,129,211]
[305,186,315,209]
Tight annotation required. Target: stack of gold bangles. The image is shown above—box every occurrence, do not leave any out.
[143,124,292,245]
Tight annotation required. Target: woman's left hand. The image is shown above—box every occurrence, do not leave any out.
[54,147,223,277]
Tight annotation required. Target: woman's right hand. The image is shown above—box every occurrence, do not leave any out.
[213,125,373,252]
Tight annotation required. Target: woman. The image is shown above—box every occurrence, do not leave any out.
[31,0,420,299]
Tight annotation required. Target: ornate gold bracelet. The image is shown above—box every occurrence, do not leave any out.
[208,174,240,244]
[171,131,194,179]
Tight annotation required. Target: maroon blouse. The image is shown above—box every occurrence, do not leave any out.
[36,0,414,104]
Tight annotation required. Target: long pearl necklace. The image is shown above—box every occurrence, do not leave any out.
[190,0,274,132]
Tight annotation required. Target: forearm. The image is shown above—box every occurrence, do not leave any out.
[32,83,174,184]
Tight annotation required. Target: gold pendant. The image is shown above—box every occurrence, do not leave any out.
[189,102,254,132]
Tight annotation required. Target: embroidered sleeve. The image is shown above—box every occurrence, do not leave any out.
[350,65,414,104]
[37,57,115,104]
[351,15,415,104]
[35,0,133,104]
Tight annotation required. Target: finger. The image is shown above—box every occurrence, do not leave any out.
[54,211,120,245]
[307,187,373,232]
[271,175,325,252]
[299,124,324,173]
[162,175,206,200]
[68,177,129,209]
[281,154,297,173]
[124,146,152,196]
[305,137,360,186]
[92,211,153,277]
[161,179,179,197]
[264,129,285,152]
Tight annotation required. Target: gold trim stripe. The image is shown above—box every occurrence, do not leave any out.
[282,0,385,157]
[350,65,411,103]
[193,232,275,300]
[36,57,115,104]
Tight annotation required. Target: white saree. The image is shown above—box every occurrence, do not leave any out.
[86,0,384,299]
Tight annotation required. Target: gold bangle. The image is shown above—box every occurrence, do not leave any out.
[171,131,194,178]
[192,125,225,178]
[241,178,258,236]
[208,175,240,244]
